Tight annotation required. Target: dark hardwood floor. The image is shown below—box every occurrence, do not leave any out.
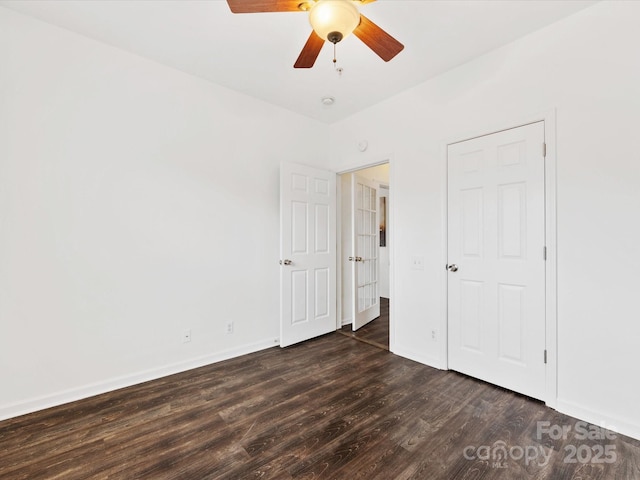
[1,332,639,479]
[338,297,389,350]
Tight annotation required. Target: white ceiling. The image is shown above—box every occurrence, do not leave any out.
[1,0,598,123]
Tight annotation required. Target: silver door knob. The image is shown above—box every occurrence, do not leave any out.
[348,256,363,262]
[447,264,458,272]
[280,259,292,266]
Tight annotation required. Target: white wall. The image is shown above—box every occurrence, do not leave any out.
[0,7,329,419]
[328,1,640,440]
[340,173,353,325]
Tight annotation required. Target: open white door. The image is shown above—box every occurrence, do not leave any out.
[351,174,380,331]
[280,162,336,347]
[447,121,546,400]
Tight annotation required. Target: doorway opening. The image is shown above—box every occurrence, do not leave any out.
[337,163,390,350]
[338,297,389,350]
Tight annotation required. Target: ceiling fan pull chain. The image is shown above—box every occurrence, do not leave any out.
[333,44,343,77]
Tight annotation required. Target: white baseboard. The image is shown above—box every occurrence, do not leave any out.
[0,338,276,422]
[556,398,640,442]
[392,346,443,370]
[341,317,352,327]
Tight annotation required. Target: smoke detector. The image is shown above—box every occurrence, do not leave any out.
[321,96,335,106]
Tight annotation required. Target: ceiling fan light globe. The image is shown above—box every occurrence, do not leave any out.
[309,0,360,43]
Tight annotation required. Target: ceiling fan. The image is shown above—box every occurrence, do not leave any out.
[226,0,404,68]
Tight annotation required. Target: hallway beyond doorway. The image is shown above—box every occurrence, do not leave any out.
[338,297,389,350]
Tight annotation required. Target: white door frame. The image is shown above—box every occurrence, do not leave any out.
[441,109,558,407]
[336,158,394,351]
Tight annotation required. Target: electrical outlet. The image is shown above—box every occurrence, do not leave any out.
[431,329,437,341]
[182,329,191,343]
[412,255,425,270]
[225,321,234,334]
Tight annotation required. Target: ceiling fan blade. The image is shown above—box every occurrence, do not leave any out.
[294,31,325,68]
[353,14,404,62]
[226,0,303,13]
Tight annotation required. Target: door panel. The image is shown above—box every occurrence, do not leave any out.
[352,174,380,330]
[498,183,526,258]
[460,279,483,352]
[461,188,483,257]
[498,283,525,363]
[280,162,336,347]
[447,122,546,400]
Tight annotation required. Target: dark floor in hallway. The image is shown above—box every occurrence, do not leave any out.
[338,297,389,350]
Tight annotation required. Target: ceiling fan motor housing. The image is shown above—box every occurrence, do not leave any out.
[327,31,344,44]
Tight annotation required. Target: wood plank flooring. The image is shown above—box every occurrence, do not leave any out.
[1,333,639,479]
[338,297,389,350]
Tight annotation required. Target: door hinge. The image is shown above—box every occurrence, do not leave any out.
[543,246,547,261]
[544,349,548,364]
[543,143,547,158]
